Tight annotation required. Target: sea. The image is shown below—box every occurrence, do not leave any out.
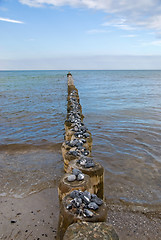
[0,70,161,214]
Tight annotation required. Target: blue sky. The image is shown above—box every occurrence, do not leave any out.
[1,0,161,70]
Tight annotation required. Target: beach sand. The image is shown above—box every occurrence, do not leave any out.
[1,187,161,240]
[107,203,161,240]
[0,188,59,240]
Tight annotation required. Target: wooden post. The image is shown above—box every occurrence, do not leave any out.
[63,222,119,240]
[66,160,104,199]
[57,194,107,240]
[58,173,91,202]
[61,141,91,162]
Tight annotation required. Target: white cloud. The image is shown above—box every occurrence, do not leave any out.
[142,40,161,46]
[18,0,158,13]
[18,0,161,33]
[19,0,112,8]
[102,18,136,31]
[138,15,161,31]
[114,24,136,31]
[151,40,161,46]
[0,17,24,24]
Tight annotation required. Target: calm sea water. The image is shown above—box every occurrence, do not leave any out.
[0,70,161,212]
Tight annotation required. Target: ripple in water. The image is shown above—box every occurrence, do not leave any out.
[1,70,161,215]
[73,70,161,211]
[0,145,64,198]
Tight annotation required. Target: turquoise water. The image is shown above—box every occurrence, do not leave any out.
[0,70,161,212]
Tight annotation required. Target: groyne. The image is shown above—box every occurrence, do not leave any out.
[57,73,119,239]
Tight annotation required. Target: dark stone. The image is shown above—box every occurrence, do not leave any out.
[83,190,91,200]
[68,139,79,147]
[88,202,99,210]
[83,209,93,218]
[11,220,16,224]
[83,132,90,138]
[79,194,90,204]
[65,141,70,146]
[72,197,82,207]
[66,204,73,210]
[85,161,95,168]
[82,150,89,156]
[70,190,81,199]
[80,138,86,143]
[77,173,84,181]
[91,194,103,206]
[72,168,82,176]
[77,156,95,168]
[75,141,83,147]
[68,150,79,157]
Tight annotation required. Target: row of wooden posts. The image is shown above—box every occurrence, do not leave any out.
[56,73,119,240]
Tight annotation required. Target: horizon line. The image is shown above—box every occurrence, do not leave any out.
[1,69,161,71]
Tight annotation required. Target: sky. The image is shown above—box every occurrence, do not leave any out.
[1,0,161,70]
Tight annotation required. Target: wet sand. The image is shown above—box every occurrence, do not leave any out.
[0,188,59,240]
[1,187,161,240]
[107,203,161,240]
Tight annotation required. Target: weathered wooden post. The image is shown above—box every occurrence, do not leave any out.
[66,159,104,199]
[63,222,119,240]
[57,191,107,240]
[58,173,91,202]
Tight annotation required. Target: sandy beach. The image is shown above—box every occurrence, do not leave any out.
[1,186,161,240]
[107,202,161,240]
[0,188,59,240]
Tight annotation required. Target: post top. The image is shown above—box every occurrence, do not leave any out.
[67,72,72,77]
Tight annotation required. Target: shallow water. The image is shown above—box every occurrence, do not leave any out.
[0,70,161,214]
[0,70,67,197]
